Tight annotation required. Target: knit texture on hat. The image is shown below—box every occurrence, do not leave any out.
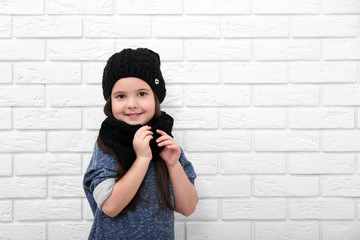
[102,48,166,103]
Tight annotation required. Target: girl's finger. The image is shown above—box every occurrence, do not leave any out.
[158,140,174,147]
[139,130,153,139]
[144,135,153,143]
[135,125,151,137]
[156,129,168,136]
[156,135,172,143]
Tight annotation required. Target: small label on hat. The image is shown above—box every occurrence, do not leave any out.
[155,78,159,85]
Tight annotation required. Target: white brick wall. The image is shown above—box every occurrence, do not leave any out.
[0,0,359,239]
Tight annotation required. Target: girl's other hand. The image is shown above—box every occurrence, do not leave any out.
[156,129,181,167]
[133,125,153,162]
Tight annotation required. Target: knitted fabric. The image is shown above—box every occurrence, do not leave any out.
[98,111,174,171]
[102,48,166,103]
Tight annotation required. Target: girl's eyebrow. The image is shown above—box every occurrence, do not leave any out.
[112,88,151,95]
[137,88,151,92]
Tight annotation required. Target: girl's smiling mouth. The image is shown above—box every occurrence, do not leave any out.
[126,113,143,119]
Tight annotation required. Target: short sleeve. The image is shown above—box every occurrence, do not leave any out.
[83,143,117,210]
[178,148,197,185]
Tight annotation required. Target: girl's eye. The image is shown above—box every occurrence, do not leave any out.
[117,94,126,99]
[138,92,147,97]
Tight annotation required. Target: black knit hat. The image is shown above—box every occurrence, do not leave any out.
[102,48,166,103]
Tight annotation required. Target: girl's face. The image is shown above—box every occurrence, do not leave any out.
[111,77,156,125]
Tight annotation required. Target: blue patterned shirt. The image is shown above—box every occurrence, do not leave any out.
[83,143,196,240]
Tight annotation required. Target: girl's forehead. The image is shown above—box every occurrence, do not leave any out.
[112,77,152,91]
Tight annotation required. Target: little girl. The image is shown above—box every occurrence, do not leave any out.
[83,48,198,239]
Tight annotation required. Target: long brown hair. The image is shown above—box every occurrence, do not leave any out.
[96,95,175,214]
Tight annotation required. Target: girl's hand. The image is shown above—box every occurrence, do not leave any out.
[156,129,181,167]
[133,126,153,162]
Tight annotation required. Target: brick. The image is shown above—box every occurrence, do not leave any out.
[187,222,251,240]
[153,16,220,38]
[255,177,318,196]
[82,154,92,174]
[0,85,44,107]
[47,0,112,14]
[0,201,12,221]
[14,109,81,129]
[196,176,251,197]
[84,17,151,38]
[116,40,183,61]
[48,85,103,107]
[185,85,250,107]
[163,63,220,84]
[49,223,92,240]
[0,108,11,129]
[48,132,98,152]
[185,0,251,14]
[0,178,46,198]
[164,108,218,129]
[220,153,286,174]
[291,62,357,83]
[0,17,11,38]
[223,16,289,38]
[222,199,286,220]
[255,130,319,152]
[323,130,360,152]
[221,109,286,129]
[0,0,43,14]
[222,63,288,84]
[255,40,320,61]
[15,199,81,221]
[0,155,12,176]
[255,222,319,240]
[185,40,251,61]
[323,85,360,106]
[324,40,360,60]
[254,85,318,106]
[289,154,354,174]
[290,200,354,219]
[48,40,114,61]
[254,0,320,14]
[0,132,45,152]
[117,0,182,14]
[323,177,360,197]
[174,222,184,240]
[0,224,46,240]
[84,108,105,130]
[288,108,354,129]
[83,63,105,84]
[293,16,358,37]
[184,152,218,175]
[162,85,183,107]
[323,222,360,240]
[0,40,44,60]
[0,63,11,83]
[14,63,81,84]
[186,130,251,152]
[82,198,93,220]
[49,177,84,197]
[14,154,81,176]
[176,199,218,220]
[324,0,360,14]
[14,17,81,37]
[173,131,185,149]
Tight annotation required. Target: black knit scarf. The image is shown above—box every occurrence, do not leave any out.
[99,111,174,171]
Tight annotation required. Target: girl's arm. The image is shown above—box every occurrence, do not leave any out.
[157,130,198,216]
[167,161,198,216]
[101,126,153,217]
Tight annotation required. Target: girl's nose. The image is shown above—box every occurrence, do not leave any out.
[127,97,138,109]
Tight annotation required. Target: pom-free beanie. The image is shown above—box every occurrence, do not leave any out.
[102,48,166,103]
